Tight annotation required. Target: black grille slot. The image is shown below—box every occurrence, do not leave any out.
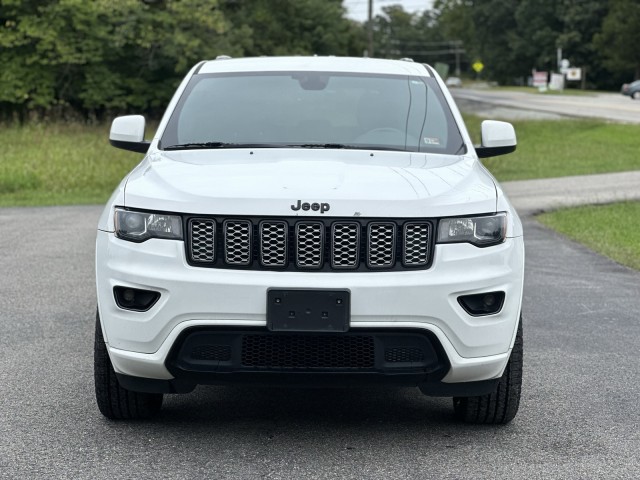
[295,222,324,268]
[190,345,232,361]
[403,223,431,266]
[367,222,396,268]
[260,221,288,267]
[189,219,216,262]
[241,334,375,369]
[187,217,434,271]
[331,222,360,268]
[224,220,251,265]
[385,347,425,363]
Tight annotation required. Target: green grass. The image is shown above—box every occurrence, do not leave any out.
[537,202,640,270]
[0,122,143,206]
[463,115,640,182]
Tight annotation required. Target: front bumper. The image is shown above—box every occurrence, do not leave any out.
[114,326,502,397]
[96,230,524,385]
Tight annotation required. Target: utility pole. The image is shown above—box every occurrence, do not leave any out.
[367,0,374,58]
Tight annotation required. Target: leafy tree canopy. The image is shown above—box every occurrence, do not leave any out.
[0,0,363,119]
[0,0,635,120]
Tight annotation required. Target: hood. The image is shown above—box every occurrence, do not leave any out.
[123,149,497,218]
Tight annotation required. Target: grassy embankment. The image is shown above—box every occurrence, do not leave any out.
[0,122,143,206]
[1,117,639,268]
[538,203,640,271]
[463,115,640,181]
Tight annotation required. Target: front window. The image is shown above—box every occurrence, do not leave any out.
[160,71,465,154]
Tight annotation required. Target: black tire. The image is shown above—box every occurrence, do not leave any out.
[452,318,523,425]
[632,91,640,100]
[94,310,163,420]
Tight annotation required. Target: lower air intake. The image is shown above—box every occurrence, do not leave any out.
[385,347,425,363]
[241,334,375,369]
[190,345,232,361]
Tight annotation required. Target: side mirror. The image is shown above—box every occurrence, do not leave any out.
[109,115,150,154]
[475,120,517,158]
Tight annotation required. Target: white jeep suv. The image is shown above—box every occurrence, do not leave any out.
[95,56,524,424]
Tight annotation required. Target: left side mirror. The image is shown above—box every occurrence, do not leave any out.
[475,120,517,158]
[109,115,150,154]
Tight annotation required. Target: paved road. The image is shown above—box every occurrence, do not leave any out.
[452,88,640,124]
[1,205,639,479]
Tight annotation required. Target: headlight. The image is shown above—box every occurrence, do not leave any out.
[114,208,183,242]
[437,213,506,247]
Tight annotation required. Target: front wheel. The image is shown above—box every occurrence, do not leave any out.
[452,318,523,424]
[94,310,163,420]
[632,91,640,100]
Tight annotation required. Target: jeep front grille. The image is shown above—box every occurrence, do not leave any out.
[187,217,433,271]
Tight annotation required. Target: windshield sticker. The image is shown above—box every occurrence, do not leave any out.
[423,137,441,145]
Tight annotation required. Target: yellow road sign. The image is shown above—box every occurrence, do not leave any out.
[472,61,484,73]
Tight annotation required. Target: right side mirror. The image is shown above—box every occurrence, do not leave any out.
[475,120,517,158]
[109,115,150,154]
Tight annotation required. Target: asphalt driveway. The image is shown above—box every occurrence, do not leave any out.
[0,204,638,479]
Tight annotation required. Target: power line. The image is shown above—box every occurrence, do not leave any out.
[344,0,435,20]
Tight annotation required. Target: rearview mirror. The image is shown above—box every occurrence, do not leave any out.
[475,120,517,158]
[109,115,150,154]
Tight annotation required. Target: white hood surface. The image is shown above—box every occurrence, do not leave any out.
[123,149,497,218]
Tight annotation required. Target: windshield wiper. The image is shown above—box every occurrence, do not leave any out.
[289,143,413,152]
[285,143,350,149]
[163,142,312,150]
[163,141,408,152]
[163,141,283,150]
[163,142,238,150]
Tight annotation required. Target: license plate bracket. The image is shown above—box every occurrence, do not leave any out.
[267,289,350,332]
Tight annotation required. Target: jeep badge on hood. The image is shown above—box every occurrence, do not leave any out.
[291,200,331,213]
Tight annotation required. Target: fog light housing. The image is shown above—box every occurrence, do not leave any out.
[114,286,160,312]
[458,291,505,316]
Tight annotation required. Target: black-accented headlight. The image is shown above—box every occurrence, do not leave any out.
[115,208,183,242]
[437,213,506,247]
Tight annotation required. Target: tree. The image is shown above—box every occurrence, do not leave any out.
[0,0,366,119]
[594,0,640,80]
[221,0,364,57]
[511,0,563,74]
[0,0,232,118]
[432,0,612,88]
[432,0,519,83]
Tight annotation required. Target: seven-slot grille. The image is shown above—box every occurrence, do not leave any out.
[187,217,433,271]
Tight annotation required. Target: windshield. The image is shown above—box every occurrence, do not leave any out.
[160,71,465,154]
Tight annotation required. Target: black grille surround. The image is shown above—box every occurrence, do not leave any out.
[185,215,435,272]
[166,327,450,385]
